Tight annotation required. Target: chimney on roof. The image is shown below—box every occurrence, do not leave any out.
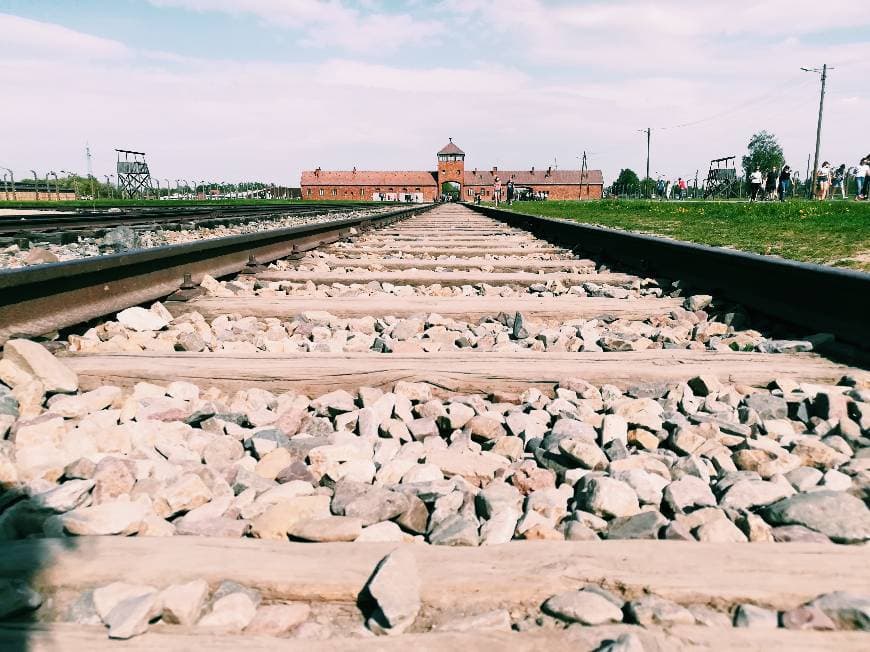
[315,167,321,177]
[531,166,535,174]
[492,166,497,173]
[546,166,552,177]
[352,166,356,173]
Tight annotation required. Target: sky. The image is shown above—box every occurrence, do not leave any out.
[1,0,868,186]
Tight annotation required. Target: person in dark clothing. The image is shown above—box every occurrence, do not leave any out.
[506,180,515,205]
[765,169,778,200]
[777,165,791,201]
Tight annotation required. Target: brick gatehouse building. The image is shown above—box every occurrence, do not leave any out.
[300,139,603,202]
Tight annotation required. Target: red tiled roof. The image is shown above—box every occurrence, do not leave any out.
[463,169,604,186]
[301,170,438,187]
[437,140,465,156]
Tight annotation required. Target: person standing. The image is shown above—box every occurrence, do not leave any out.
[506,179,515,205]
[777,165,791,202]
[832,164,846,199]
[816,161,831,200]
[493,176,502,206]
[855,157,869,200]
[665,178,673,200]
[749,168,763,201]
[765,169,778,200]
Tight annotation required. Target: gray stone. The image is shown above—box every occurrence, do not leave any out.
[32,479,94,512]
[199,592,257,631]
[662,475,716,514]
[744,393,788,420]
[394,493,429,534]
[626,595,694,626]
[287,516,363,542]
[810,591,870,630]
[575,477,639,519]
[476,481,522,519]
[762,491,870,544]
[116,307,168,332]
[785,466,823,492]
[428,512,479,546]
[342,487,410,526]
[160,579,209,626]
[718,479,794,511]
[780,604,836,631]
[105,590,162,639]
[733,603,778,628]
[4,338,78,393]
[687,604,732,627]
[771,525,832,543]
[559,439,608,470]
[542,589,624,625]
[606,511,667,540]
[364,548,421,635]
[695,518,748,543]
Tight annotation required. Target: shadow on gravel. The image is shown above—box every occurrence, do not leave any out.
[0,485,80,652]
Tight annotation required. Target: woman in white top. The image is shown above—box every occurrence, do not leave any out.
[816,161,831,200]
[855,158,869,199]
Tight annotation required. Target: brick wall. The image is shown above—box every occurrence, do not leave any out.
[462,184,602,200]
[1,190,77,201]
[301,185,438,202]
[438,160,465,188]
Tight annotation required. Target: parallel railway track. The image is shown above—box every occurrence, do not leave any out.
[0,203,868,650]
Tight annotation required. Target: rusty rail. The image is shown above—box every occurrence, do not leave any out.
[0,204,432,344]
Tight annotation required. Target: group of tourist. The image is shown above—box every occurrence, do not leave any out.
[654,177,690,200]
[748,167,794,202]
[747,156,870,201]
[814,158,870,200]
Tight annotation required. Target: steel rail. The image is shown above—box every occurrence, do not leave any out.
[0,204,433,344]
[0,202,381,234]
[467,204,870,347]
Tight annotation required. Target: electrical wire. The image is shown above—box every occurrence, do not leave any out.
[645,74,815,131]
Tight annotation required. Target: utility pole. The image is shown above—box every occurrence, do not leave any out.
[802,64,829,199]
[645,128,650,182]
[638,127,651,196]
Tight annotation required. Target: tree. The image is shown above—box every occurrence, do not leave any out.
[614,168,640,189]
[742,131,785,176]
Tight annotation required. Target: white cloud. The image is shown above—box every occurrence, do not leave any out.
[147,0,444,53]
[1,9,867,187]
[0,13,129,60]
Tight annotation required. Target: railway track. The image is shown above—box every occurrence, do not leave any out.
[0,202,376,235]
[0,203,868,650]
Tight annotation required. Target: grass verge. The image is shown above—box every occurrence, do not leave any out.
[496,200,870,272]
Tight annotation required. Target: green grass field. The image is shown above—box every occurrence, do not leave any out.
[0,199,380,210]
[497,200,870,272]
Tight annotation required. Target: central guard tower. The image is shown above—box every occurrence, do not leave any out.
[437,138,465,199]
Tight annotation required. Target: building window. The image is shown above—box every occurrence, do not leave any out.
[319,188,324,196]
[360,189,364,197]
[332,189,337,196]
[415,187,420,191]
[307,188,311,197]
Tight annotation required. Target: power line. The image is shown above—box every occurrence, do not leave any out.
[649,74,814,131]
